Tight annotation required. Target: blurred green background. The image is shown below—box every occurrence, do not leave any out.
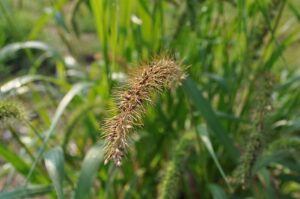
[0,0,300,198]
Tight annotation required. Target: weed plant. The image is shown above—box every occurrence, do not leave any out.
[0,0,300,198]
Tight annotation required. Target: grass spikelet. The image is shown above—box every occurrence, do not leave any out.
[0,100,26,126]
[233,72,276,189]
[158,133,192,199]
[102,56,186,166]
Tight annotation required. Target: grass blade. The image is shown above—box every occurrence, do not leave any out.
[0,41,59,62]
[74,143,104,199]
[197,125,231,190]
[182,77,238,161]
[25,82,92,184]
[0,185,52,199]
[208,184,229,199]
[44,147,65,199]
[0,143,47,183]
[0,75,58,95]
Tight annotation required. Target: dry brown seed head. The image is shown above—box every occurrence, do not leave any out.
[102,57,186,166]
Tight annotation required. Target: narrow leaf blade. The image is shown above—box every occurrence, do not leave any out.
[182,77,238,160]
[44,147,65,199]
[74,143,104,199]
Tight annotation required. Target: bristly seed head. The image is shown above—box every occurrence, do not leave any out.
[102,56,186,166]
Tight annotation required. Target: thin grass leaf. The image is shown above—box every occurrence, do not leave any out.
[0,74,59,95]
[197,125,231,191]
[62,101,100,150]
[0,143,47,183]
[28,0,67,40]
[208,184,229,199]
[182,77,238,161]
[0,41,59,62]
[44,147,65,199]
[25,82,92,184]
[253,151,291,173]
[258,168,276,199]
[0,185,52,199]
[74,143,104,199]
[263,34,295,70]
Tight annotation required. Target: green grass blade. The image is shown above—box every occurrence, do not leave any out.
[263,34,295,70]
[28,0,67,40]
[25,82,92,184]
[253,151,291,174]
[0,185,52,199]
[44,147,65,199]
[197,125,231,190]
[182,77,238,161]
[74,143,104,199]
[208,184,229,199]
[0,143,47,183]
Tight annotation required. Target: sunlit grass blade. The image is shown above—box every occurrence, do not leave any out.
[197,125,232,191]
[182,77,238,161]
[0,41,60,62]
[44,147,65,199]
[74,143,104,199]
[0,75,59,95]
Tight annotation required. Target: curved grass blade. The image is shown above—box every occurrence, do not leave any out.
[0,185,52,199]
[74,143,104,199]
[44,147,65,199]
[25,82,93,185]
[197,125,231,191]
[62,101,100,150]
[253,151,291,173]
[0,75,58,95]
[0,41,60,62]
[182,77,238,161]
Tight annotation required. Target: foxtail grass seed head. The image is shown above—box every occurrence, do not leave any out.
[158,134,191,199]
[102,56,186,166]
[233,72,276,189]
[0,100,26,126]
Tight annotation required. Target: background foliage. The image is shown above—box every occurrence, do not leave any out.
[0,0,300,198]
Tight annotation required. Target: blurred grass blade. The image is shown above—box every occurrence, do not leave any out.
[208,184,229,199]
[25,82,92,184]
[28,0,67,40]
[0,143,47,183]
[48,82,92,137]
[0,185,52,199]
[263,34,294,70]
[62,101,100,150]
[258,169,276,199]
[44,147,65,199]
[197,125,231,190]
[0,41,59,62]
[253,151,290,173]
[0,75,58,95]
[70,0,85,37]
[74,143,104,199]
[182,77,238,161]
